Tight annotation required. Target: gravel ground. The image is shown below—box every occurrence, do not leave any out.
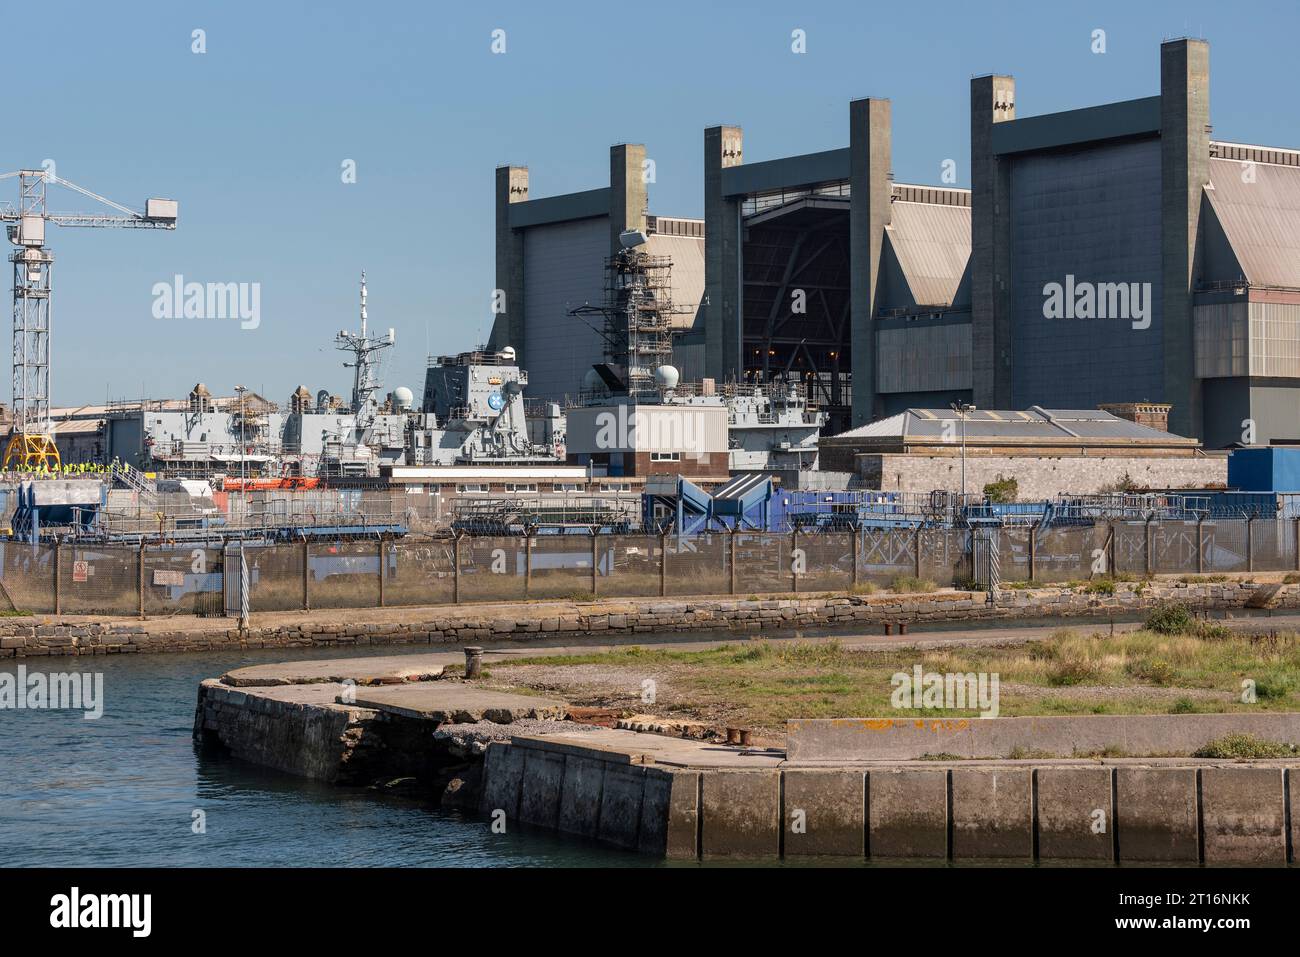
[433,717,597,755]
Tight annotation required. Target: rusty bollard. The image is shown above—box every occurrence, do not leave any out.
[738,729,753,747]
[463,646,484,680]
[726,728,741,745]
[883,622,893,636]
[899,621,909,635]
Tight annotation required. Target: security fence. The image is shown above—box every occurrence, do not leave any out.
[2,517,1299,618]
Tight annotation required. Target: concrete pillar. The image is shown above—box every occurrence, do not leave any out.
[849,98,891,427]
[970,75,1016,410]
[489,165,529,356]
[1160,39,1210,439]
[609,143,647,256]
[704,125,744,382]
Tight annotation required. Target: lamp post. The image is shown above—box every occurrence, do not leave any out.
[950,401,976,503]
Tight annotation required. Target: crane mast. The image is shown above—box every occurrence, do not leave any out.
[0,169,177,468]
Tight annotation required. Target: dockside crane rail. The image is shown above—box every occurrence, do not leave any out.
[0,169,177,468]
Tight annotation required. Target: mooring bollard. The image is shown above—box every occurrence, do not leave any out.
[883,622,893,636]
[899,621,909,635]
[463,646,484,680]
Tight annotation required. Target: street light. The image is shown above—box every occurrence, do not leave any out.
[950,401,976,503]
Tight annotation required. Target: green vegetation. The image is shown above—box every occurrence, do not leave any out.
[983,476,1019,504]
[493,625,1300,732]
[1144,602,1231,640]
[890,574,937,594]
[1193,733,1300,759]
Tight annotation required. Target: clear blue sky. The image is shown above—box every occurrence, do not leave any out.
[7,0,1298,407]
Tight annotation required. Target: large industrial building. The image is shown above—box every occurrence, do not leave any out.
[487,37,1300,449]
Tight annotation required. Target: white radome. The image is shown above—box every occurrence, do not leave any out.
[655,365,680,390]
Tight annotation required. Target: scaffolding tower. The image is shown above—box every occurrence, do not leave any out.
[571,242,679,400]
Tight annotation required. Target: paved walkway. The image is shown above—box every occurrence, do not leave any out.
[219,608,1300,687]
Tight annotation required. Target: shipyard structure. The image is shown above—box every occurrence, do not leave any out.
[487,37,1300,449]
[10,33,1299,549]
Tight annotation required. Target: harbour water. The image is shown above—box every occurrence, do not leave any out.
[0,647,648,868]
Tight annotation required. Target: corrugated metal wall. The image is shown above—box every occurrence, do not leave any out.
[1009,137,1164,407]
[875,323,972,393]
[1194,301,1248,377]
[1249,301,1300,378]
[1195,300,1300,379]
[522,217,609,403]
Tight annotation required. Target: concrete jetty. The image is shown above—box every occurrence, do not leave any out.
[194,652,1300,864]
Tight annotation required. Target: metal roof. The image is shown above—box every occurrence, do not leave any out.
[830,407,1197,446]
[885,201,971,307]
[1206,157,1300,288]
[712,472,772,501]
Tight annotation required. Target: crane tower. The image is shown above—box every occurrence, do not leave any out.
[0,169,177,468]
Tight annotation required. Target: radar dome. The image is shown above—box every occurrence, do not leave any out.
[582,369,606,392]
[499,345,517,362]
[654,365,680,390]
[392,386,415,411]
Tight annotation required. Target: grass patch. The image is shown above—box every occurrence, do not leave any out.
[849,582,879,596]
[1193,733,1300,759]
[890,574,937,594]
[493,625,1300,732]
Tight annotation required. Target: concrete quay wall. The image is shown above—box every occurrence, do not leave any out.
[192,680,436,785]
[7,577,1299,658]
[481,739,1299,864]
[787,714,1300,762]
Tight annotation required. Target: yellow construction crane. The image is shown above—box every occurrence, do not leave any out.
[0,169,177,468]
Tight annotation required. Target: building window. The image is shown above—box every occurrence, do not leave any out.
[504,483,537,493]
[455,483,489,493]
[553,483,581,492]
[650,451,681,462]
[600,482,632,492]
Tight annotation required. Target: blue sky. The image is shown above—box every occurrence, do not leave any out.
[7,0,1298,406]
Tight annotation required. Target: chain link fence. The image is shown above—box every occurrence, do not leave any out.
[5,519,1300,618]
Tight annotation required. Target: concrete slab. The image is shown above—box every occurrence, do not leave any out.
[509,726,784,770]
[517,748,565,829]
[1036,767,1113,861]
[1291,770,1300,865]
[700,770,780,858]
[223,654,449,686]
[1200,766,1287,865]
[1115,767,1199,862]
[662,769,700,860]
[347,683,568,723]
[479,741,524,820]
[951,767,1033,859]
[783,768,865,857]
[597,763,648,851]
[867,768,948,859]
[787,714,1300,761]
[557,755,607,840]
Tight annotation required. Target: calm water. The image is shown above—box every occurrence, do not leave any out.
[0,647,652,868]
